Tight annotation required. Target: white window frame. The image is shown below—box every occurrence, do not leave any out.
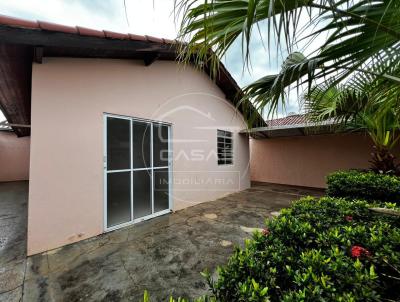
[217,129,233,165]
[103,113,173,232]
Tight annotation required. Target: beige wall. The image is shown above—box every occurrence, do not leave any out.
[28,58,250,255]
[250,133,381,188]
[0,131,30,182]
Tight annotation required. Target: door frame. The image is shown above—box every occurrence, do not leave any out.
[103,112,173,232]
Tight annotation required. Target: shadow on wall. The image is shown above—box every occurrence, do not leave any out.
[0,131,30,182]
[250,133,400,188]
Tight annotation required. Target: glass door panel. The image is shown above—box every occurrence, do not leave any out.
[132,170,152,219]
[154,168,169,212]
[107,117,130,170]
[107,172,131,227]
[153,124,169,167]
[132,121,151,169]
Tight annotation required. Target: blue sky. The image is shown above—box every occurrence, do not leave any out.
[0,0,304,121]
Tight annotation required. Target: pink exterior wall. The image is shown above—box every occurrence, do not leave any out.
[28,58,250,255]
[0,131,30,182]
[250,133,380,188]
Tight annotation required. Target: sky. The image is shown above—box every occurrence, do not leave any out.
[0,0,311,122]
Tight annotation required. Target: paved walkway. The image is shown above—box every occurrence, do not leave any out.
[0,181,323,301]
[0,181,28,302]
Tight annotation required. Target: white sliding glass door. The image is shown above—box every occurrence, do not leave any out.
[104,114,172,230]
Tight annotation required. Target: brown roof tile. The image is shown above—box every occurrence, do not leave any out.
[0,14,38,29]
[76,26,104,38]
[145,35,164,43]
[128,33,147,42]
[103,30,129,40]
[38,20,78,34]
[162,38,176,44]
[267,114,307,127]
[0,13,174,45]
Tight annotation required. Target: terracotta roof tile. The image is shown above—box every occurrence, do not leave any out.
[103,30,129,40]
[128,33,147,42]
[145,35,164,43]
[0,13,174,45]
[162,38,176,44]
[0,14,38,29]
[38,20,78,34]
[77,26,104,38]
[267,114,307,127]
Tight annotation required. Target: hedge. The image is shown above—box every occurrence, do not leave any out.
[326,170,400,203]
[206,197,400,301]
[144,197,400,301]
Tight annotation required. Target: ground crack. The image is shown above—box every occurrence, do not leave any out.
[119,256,135,285]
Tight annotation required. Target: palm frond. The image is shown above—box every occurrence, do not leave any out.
[303,60,400,151]
[176,0,400,120]
[241,52,320,117]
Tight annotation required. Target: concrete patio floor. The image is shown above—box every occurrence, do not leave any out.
[0,181,323,301]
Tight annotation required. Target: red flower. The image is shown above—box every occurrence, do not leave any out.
[345,215,353,222]
[262,228,270,236]
[351,245,371,258]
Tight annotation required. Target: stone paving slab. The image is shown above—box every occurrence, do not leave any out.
[0,182,28,301]
[0,181,323,301]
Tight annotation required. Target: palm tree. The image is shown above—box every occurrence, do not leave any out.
[303,63,400,174]
[176,0,400,117]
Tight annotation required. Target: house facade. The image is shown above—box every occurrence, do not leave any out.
[28,58,250,255]
[1,15,393,257]
[0,16,258,255]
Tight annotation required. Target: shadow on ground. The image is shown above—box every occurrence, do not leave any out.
[0,181,323,301]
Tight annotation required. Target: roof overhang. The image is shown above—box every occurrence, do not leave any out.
[0,16,266,137]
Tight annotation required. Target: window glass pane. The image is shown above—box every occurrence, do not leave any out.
[132,121,151,169]
[133,170,152,219]
[107,172,131,227]
[107,117,130,170]
[153,124,169,167]
[154,168,169,212]
[217,129,233,165]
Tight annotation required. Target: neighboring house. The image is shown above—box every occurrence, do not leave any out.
[0,15,263,255]
[0,121,30,182]
[248,114,400,188]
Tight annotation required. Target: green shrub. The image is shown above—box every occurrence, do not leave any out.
[326,170,400,203]
[206,197,400,301]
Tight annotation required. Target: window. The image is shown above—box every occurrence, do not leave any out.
[217,130,233,165]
